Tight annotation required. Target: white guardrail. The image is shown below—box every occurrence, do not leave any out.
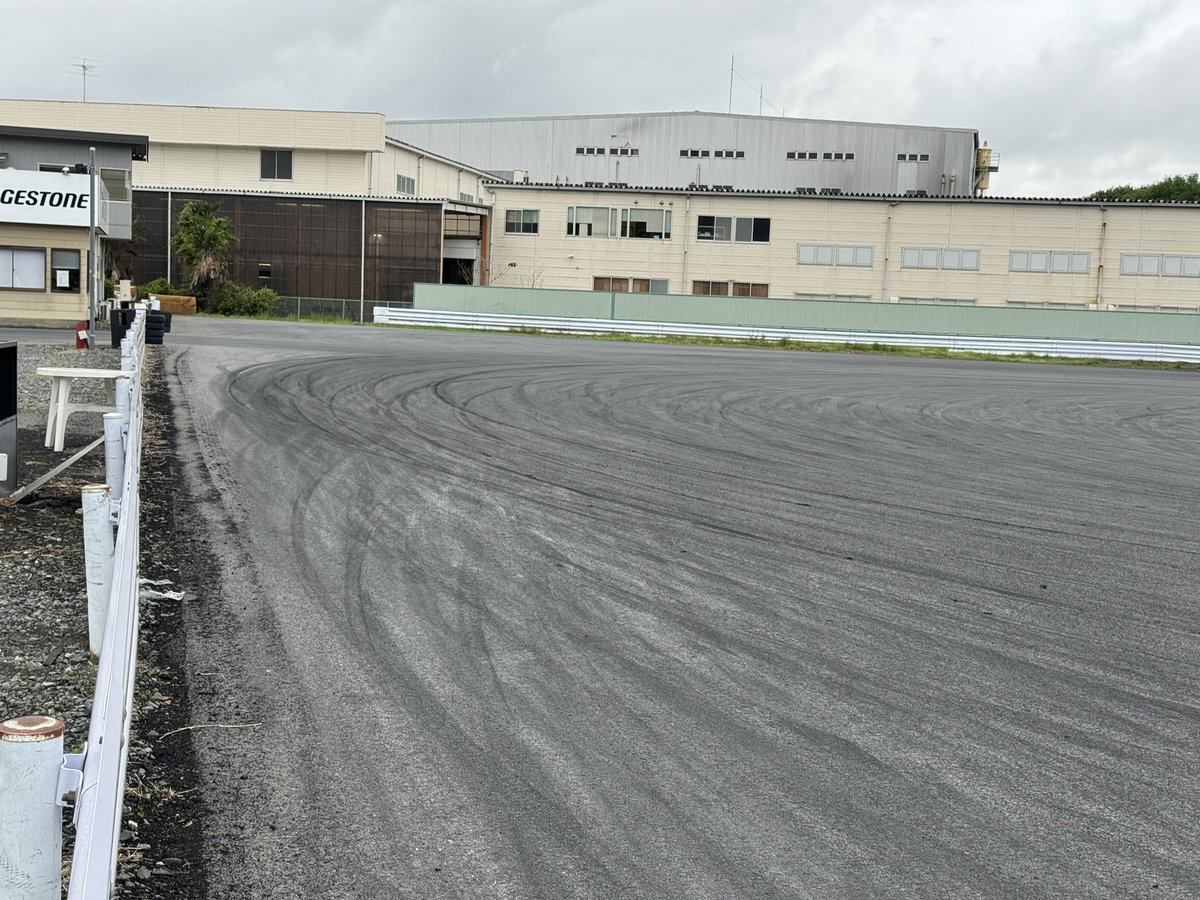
[372,307,1200,363]
[0,311,147,899]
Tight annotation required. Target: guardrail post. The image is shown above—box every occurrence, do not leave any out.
[102,413,125,505]
[82,484,114,658]
[120,337,135,373]
[114,375,132,431]
[0,716,65,900]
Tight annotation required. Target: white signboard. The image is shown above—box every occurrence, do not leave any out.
[0,170,92,227]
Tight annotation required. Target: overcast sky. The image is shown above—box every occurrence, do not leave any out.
[3,0,1197,197]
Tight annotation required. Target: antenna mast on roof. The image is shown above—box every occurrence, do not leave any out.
[728,54,734,114]
[69,57,99,101]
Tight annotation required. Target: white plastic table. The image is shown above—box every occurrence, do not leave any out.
[36,367,126,452]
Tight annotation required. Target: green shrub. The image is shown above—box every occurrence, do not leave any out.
[210,283,280,317]
[136,277,178,299]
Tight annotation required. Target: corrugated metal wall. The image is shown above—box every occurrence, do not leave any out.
[389,113,978,196]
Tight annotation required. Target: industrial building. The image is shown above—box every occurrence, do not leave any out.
[2,99,1199,324]
[0,100,495,322]
[388,112,996,196]
[0,124,145,326]
[483,182,1200,312]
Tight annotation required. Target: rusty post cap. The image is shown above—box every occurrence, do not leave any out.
[0,716,65,742]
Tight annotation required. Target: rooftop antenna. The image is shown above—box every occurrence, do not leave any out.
[728,54,734,114]
[69,57,99,101]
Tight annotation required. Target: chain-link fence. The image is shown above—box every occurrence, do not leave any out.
[272,297,413,323]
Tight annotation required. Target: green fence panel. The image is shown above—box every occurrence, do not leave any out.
[413,284,1200,345]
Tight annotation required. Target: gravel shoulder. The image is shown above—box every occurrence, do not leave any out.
[0,335,207,898]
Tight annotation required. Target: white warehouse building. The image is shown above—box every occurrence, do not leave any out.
[388,111,995,197]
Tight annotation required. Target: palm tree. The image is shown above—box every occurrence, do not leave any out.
[171,201,236,305]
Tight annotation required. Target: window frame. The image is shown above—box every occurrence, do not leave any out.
[50,248,81,293]
[567,206,618,238]
[260,148,293,181]
[504,209,540,235]
[0,246,47,291]
[800,244,873,267]
[1012,249,1089,274]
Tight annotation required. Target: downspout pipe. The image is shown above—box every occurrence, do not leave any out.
[881,200,899,301]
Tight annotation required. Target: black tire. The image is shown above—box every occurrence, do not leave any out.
[161,311,173,332]
[145,331,164,345]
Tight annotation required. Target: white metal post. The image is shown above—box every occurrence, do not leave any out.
[0,716,65,900]
[87,147,97,341]
[102,413,124,505]
[82,484,114,657]
[114,375,131,431]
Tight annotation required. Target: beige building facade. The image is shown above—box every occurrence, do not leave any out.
[0,99,491,203]
[485,184,1200,312]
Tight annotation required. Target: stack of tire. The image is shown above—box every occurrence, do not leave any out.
[146,311,172,345]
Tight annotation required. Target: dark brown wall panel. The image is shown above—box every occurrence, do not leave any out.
[130,190,441,304]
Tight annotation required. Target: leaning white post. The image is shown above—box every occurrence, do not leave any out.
[82,484,114,657]
[114,375,132,430]
[0,716,65,900]
[102,413,125,505]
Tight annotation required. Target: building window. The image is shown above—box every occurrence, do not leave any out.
[692,280,729,296]
[734,217,771,243]
[897,153,929,163]
[1120,253,1200,276]
[505,209,539,235]
[902,247,979,270]
[732,282,769,297]
[712,150,745,159]
[835,245,875,267]
[611,147,639,156]
[397,175,416,195]
[1012,250,1089,273]
[597,277,668,293]
[257,263,272,280]
[632,278,668,293]
[620,208,671,239]
[1163,255,1200,276]
[696,216,770,242]
[697,215,732,241]
[797,244,835,265]
[594,277,629,292]
[798,244,873,266]
[567,206,617,237]
[459,192,475,203]
[578,147,607,156]
[0,247,46,291]
[50,249,80,292]
[942,249,981,270]
[260,148,293,180]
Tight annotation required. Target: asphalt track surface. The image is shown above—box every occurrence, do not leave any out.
[166,317,1199,899]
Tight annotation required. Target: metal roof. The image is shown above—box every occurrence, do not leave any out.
[131,185,491,209]
[388,109,978,136]
[383,136,495,179]
[483,181,1200,208]
[0,124,150,160]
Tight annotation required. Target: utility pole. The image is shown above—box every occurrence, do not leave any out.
[88,146,98,339]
